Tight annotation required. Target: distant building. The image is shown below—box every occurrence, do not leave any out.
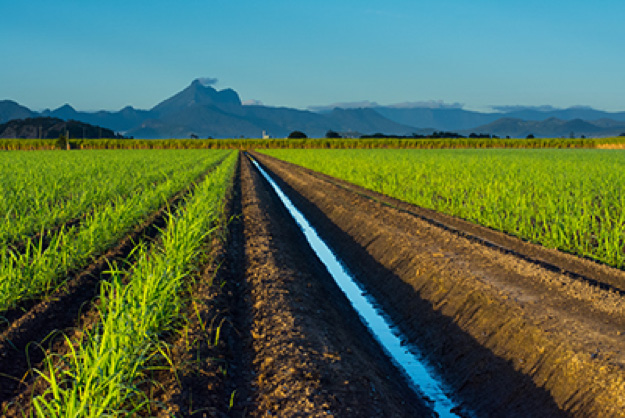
[262,130,271,139]
[340,131,362,139]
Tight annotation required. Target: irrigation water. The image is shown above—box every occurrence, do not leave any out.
[252,158,465,417]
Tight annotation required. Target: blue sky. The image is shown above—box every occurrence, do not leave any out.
[1,1,624,112]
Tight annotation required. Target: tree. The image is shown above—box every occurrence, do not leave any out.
[56,134,69,150]
[526,134,535,139]
[325,130,341,138]
[288,130,307,139]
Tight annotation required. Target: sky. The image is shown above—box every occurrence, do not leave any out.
[1,0,624,112]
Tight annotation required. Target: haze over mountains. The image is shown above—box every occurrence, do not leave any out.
[2,80,625,139]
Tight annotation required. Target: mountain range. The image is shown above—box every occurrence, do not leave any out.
[2,80,625,139]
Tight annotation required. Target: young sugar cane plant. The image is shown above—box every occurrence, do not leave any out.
[261,148,625,268]
[0,150,231,314]
[0,150,224,248]
[31,152,237,417]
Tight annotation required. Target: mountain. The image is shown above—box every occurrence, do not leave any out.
[0,100,35,124]
[468,117,625,138]
[372,106,625,132]
[151,79,242,115]
[2,81,625,138]
[0,117,120,139]
[502,108,625,123]
[126,81,416,138]
[324,108,422,135]
[41,104,154,132]
[373,107,499,131]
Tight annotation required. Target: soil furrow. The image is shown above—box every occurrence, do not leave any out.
[252,151,625,417]
[154,156,247,418]
[232,155,429,416]
[138,153,431,417]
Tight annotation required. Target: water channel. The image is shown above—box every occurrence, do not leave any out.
[251,158,466,418]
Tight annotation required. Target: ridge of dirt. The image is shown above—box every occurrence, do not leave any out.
[0,162,221,409]
[153,155,248,417]
[253,151,625,417]
[2,152,432,417]
[236,155,430,417]
[145,154,432,417]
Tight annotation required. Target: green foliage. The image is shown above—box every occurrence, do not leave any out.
[262,148,625,268]
[0,150,231,313]
[288,130,308,139]
[55,134,68,150]
[3,136,625,150]
[32,152,237,416]
[0,150,219,246]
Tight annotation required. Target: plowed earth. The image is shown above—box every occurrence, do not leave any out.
[252,151,625,418]
[4,150,625,417]
[1,156,431,417]
[158,157,430,417]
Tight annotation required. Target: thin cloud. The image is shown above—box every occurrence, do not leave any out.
[196,77,218,87]
[242,99,264,106]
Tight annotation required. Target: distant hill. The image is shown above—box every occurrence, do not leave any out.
[0,81,414,139]
[40,104,153,132]
[373,107,497,131]
[467,117,625,138]
[0,117,120,139]
[499,107,625,123]
[323,108,422,135]
[373,106,625,132]
[0,100,35,124]
[2,81,625,138]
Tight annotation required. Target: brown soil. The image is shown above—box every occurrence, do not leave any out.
[9,148,625,417]
[252,151,625,418]
[264,152,625,295]
[147,155,431,417]
[232,155,430,417]
[1,154,433,417]
[152,158,245,418]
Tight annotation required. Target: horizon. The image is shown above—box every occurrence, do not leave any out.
[2,1,624,113]
[5,79,625,116]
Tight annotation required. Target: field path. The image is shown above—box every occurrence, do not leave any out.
[226,155,429,416]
